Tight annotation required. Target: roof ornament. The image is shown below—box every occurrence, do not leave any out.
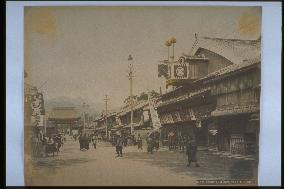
[189,33,199,56]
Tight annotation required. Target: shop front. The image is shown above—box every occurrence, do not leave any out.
[211,110,259,156]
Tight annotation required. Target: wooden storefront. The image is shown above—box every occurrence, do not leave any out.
[157,88,214,147]
[205,60,260,155]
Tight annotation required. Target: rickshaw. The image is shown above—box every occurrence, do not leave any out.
[45,136,57,156]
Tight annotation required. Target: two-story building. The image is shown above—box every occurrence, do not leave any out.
[157,36,260,157]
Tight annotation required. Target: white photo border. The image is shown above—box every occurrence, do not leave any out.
[6,1,282,186]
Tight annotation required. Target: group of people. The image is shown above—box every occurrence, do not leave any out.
[45,134,65,156]
[146,134,159,154]
[89,131,200,168]
[78,133,98,151]
[113,133,140,157]
[112,133,159,156]
[31,132,65,157]
[168,133,200,167]
[127,132,200,167]
[168,133,191,153]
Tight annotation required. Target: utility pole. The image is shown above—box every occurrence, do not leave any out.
[128,54,134,135]
[104,94,109,140]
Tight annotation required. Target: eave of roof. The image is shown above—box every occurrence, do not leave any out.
[195,57,260,83]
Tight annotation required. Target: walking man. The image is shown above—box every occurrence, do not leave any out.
[168,131,174,150]
[147,136,154,154]
[92,134,97,149]
[116,134,123,157]
[137,134,143,150]
[186,137,200,167]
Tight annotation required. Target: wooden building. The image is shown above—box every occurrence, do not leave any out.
[116,100,152,136]
[94,111,117,140]
[110,98,161,143]
[157,36,261,156]
[198,57,260,155]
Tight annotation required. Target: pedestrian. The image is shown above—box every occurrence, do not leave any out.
[84,134,90,150]
[56,134,62,152]
[137,134,143,150]
[92,134,97,149]
[178,134,182,151]
[46,136,56,156]
[168,131,174,150]
[154,137,159,151]
[181,136,186,153]
[147,136,154,154]
[79,134,83,150]
[123,135,127,146]
[41,135,47,157]
[115,134,124,157]
[186,137,200,167]
[31,135,38,157]
[172,132,177,149]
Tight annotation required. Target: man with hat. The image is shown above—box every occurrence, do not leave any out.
[115,134,124,157]
[186,136,200,167]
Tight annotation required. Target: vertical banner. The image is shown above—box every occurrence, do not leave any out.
[148,92,162,130]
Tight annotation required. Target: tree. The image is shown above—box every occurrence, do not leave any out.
[149,90,160,98]
[137,92,148,101]
[124,90,160,105]
[123,95,138,105]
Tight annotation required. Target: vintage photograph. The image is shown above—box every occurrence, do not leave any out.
[24,6,261,186]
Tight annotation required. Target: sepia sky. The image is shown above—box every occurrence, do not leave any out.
[25,6,261,108]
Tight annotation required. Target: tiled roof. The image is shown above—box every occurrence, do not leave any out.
[189,37,261,65]
[48,107,80,119]
[196,57,260,82]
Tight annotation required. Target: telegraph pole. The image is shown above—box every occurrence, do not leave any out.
[104,94,109,140]
[128,54,134,135]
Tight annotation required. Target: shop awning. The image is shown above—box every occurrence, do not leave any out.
[211,104,259,117]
